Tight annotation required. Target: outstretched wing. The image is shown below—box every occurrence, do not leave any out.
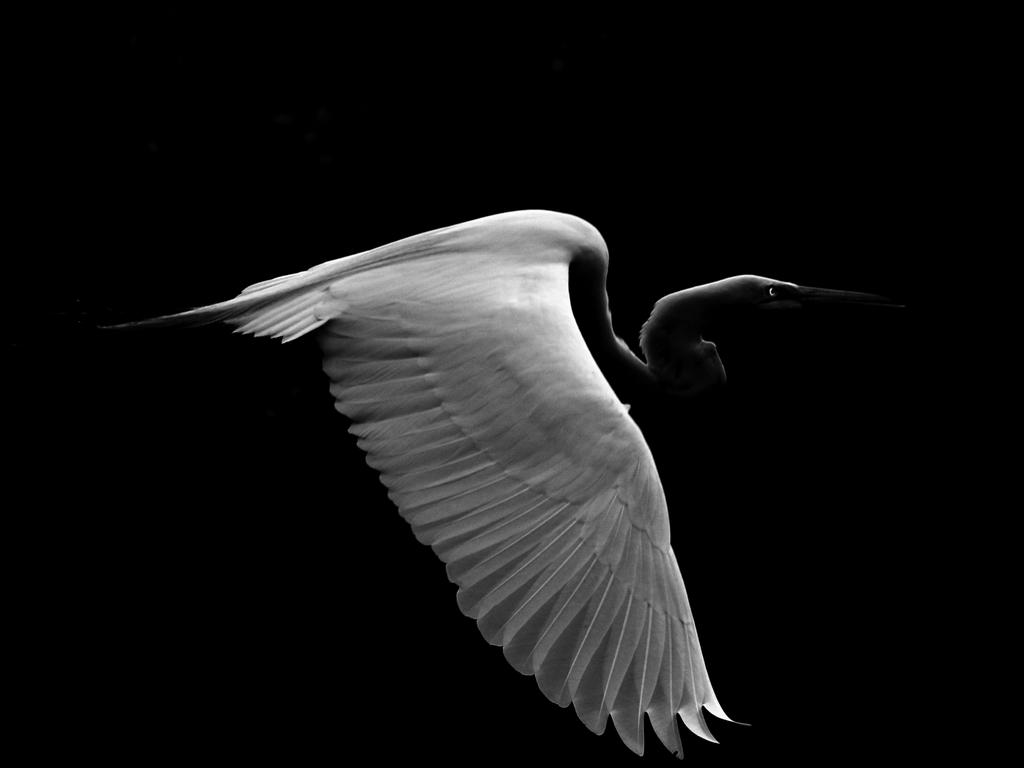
[131,210,732,757]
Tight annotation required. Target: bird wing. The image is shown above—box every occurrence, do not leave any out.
[140,211,732,757]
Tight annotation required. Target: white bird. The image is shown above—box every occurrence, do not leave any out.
[115,210,898,758]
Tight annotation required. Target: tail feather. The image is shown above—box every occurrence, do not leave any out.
[102,273,337,343]
[99,218,454,337]
[239,270,307,295]
[102,211,586,340]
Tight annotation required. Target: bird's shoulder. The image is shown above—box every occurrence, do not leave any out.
[441,210,608,265]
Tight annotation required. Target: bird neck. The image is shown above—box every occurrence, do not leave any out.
[568,250,658,399]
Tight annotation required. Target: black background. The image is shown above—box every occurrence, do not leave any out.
[15,7,936,765]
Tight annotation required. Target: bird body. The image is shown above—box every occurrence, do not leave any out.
[118,210,896,758]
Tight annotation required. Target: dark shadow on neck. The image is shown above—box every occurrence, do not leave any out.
[568,256,659,406]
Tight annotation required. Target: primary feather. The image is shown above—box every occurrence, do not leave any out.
[123,210,734,758]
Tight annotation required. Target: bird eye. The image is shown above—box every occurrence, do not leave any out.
[767,285,777,297]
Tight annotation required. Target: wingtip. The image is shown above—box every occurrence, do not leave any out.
[704,699,749,727]
[609,708,646,757]
[96,319,163,332]
[96,317,153,331]
[96,308,223,332]
[680,705,719,744]
[650,717,684,758]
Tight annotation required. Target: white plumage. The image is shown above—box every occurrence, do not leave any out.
[128,210,735,758]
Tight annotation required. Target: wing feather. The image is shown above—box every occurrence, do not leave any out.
[161,210,733,758]
[535,559,612,706]
[571,570,631,732]
[484,536,590,645]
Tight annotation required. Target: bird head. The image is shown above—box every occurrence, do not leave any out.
[639,274,900,397]
[734,275,902,312]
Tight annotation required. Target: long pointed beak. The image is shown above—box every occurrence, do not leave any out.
[795,285,904,309]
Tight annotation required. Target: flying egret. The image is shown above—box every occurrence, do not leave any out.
[113,209,899,758]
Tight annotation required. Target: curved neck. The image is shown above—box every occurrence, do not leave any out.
[568,252,658,399]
